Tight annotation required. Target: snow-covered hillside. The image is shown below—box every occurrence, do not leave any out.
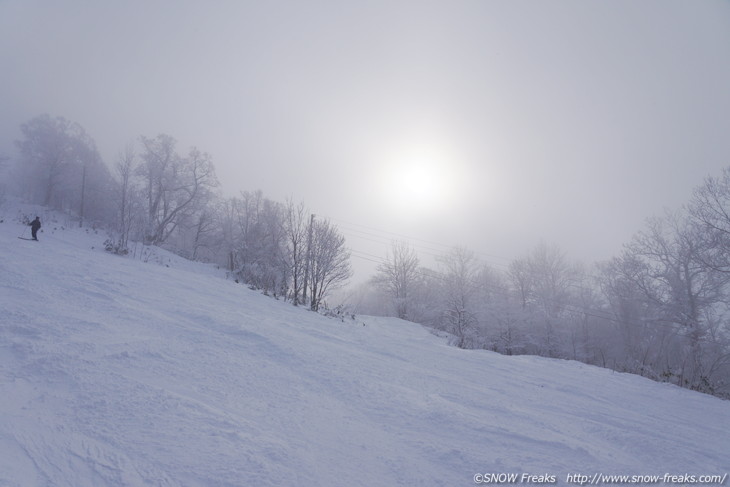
[1,208,729,487]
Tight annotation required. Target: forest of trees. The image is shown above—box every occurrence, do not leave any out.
[5,114,352,312]
[360,182,730,398]
[4,113,730,398]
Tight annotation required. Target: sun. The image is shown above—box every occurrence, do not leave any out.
[378,141,459,218]
[392,154,443,208]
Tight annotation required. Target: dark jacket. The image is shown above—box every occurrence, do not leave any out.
[30,218,41,231]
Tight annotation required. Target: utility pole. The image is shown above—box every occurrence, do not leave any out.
[79,163,86,228]
[302,213,315,307]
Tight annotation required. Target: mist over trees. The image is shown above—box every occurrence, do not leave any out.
[14,114,116,225]
[5,114,352,312]
[357,198,730,398]
[4,113,730,398]
[371,241,421,320]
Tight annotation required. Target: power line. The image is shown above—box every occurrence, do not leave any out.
[325,213,513,267]
[328,213,617,297]
[312,211,726,346]
[333,215,602,296]
[326,215,461,251]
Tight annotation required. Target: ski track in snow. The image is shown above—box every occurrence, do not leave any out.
[1,206,729,486]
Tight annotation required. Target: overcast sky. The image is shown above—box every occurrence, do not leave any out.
[2,0,730,279]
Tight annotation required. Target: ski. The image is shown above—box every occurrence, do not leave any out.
[18,237,38,241]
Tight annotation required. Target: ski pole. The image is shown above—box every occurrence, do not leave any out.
[20,225,28,238]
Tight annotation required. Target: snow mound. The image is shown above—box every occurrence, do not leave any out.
[0,210,728,486]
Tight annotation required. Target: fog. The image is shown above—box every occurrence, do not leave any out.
[2,0,730,279]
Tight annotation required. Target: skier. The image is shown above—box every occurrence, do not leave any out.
[29,216,41,241]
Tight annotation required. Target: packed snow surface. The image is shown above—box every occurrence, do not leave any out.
[1,209,729,486]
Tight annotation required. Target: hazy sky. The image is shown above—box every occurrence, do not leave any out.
[2,0,730,279]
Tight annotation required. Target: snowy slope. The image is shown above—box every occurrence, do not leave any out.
[0,210,729,487]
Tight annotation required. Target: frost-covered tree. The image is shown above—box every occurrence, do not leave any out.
[371,241,420,320]
[137,135,218,245]
[524,243,580,356]
[188,207,218,261]
[609,211,730,393]
[113,144,140,253]
[471,264,523,354]
[307,219,352,311]
[503,243,582,357]
[689,167,730,273]
[227,191,289,297]
[217,197,240,271]
[508,257,533,310]
[436,247,480,348]
[15,114,114,222]
[284,199,309,305]
[598,253,666,375]
[0,153,9,207]
[15,114,82,206]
